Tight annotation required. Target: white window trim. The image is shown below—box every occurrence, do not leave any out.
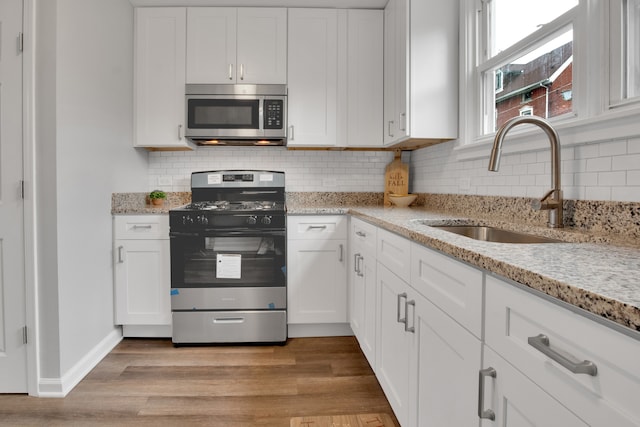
[456,0,640,161]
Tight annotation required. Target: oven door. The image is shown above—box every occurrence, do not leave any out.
[170,229,286,289]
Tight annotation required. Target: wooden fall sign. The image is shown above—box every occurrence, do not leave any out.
[384,151,409,206]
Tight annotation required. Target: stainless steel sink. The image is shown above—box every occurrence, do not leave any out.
[431,225,563,244]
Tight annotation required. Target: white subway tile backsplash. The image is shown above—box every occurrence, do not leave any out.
[611,186,640,202]
[628,170,640,185]
[585,186,612,200]
[585,156,612,172]
[612,153,640,171]
[598,171,626,186]
[148,134,639,203]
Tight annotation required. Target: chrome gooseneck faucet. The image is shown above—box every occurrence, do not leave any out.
[488,115,564,228]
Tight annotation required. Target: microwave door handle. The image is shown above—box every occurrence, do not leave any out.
[259,99,264,132]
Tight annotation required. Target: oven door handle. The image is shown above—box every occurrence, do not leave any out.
[170,229,284,238]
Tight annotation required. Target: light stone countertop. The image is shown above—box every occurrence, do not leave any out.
[288,204,640,336]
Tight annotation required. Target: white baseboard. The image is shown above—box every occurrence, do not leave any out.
[287,323,354,338]
[123,324,171,337]
[37,328,123,397]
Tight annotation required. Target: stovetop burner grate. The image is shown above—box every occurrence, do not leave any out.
[182,200,283,212]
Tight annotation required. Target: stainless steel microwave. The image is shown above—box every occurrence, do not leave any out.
[185,84,287,146]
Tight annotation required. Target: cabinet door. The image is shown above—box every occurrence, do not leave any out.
[481,346,588,427]
[412,293,482,427]
[287,9,339,147]
[287,239,347,324]
[382,0,408,145]
[376,263,411,426]
[186,8,236,84]
[346,10,383,147]
[349,218,378,366]
[236,8,287,84]
[114,239,171,325]
[134,8,191,149]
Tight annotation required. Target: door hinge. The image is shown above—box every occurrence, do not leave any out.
[18,32,24,53]
[23,326,28,344]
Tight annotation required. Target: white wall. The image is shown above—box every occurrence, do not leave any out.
[411,135,640,202]
[35,0,148,385]
[149,147,397,192]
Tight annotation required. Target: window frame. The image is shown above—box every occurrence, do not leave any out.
[457,0,640,160]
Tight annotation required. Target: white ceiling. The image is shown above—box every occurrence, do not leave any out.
[129,0,389,8]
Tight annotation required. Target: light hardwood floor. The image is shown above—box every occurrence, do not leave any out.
[0,337,399,426]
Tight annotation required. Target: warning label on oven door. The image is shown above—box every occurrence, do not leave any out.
[216,254,242,279]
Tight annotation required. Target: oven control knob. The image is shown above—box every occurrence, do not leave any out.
[246,216,257,225]
[260,216,272,225]
[182,215,193,225]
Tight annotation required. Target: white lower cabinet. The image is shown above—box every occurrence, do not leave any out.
[376,263,412,426]
[372,227,485,426]
[287,216,348,334]
[413,290,482,427]
[349,217,378,366]
[484,275,640,427]
[480,345,588,427]
[113,215,171,336]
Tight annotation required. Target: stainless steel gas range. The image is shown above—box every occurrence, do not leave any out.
[169,170,286,345]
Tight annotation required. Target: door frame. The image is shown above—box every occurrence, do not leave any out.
[22,0,39,396]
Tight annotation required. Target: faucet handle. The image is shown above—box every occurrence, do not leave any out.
[531,189,560,211]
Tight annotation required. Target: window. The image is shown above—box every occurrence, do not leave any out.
[460,0,640,148]
[495,69,504,93]
[478,0,578,135]
[519,106,533,116]
[610,0,640,105]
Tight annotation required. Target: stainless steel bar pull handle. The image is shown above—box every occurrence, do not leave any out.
[240,64,244,80]
[307,225,327,230]
[228,63,233,80]
[357,255,364,277]
[354,253,361,273]
[117,246,124,263]
[355,231,366,237]
[396,293,407,324]
[178,124,183,140]
[404,300,416,333]
[528,334,597,376]
[288,125,294,141]
[338,244,344,262]
[133,225,153,229]
[388,121,394,137]
[478,367,497,420]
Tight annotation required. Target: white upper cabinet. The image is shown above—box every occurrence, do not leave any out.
[346,9,384,147]
[383,0,458,146]
[287,8,340,147]
[134,7,193,149]
[287,9,383,148]
[186,8,287,84]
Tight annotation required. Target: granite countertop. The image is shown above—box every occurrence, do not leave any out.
[288,204,640,336]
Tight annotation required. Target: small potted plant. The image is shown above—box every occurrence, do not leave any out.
[149,190,167,207]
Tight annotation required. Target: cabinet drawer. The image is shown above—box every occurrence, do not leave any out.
[287,215,347,240]
[410,243,483,339]
[113,215,169,240]
[351,217,377,254]
[377,228,410,283]
[486,275,640,426]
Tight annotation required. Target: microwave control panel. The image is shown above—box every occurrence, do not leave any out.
[264,100,284,129]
